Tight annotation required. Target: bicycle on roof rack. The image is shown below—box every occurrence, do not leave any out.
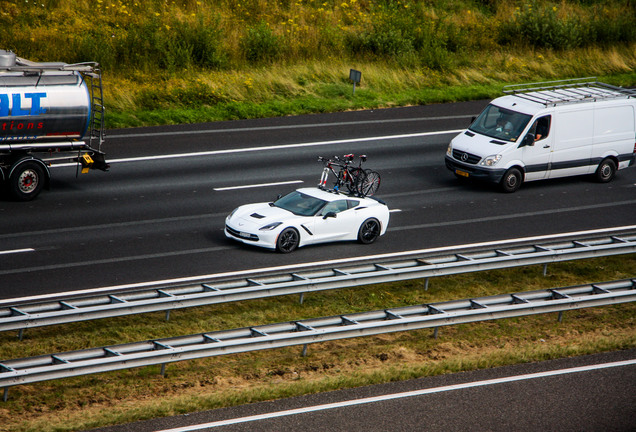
[318,154,381,197]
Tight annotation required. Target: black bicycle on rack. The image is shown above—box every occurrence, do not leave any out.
[318,154,380,197]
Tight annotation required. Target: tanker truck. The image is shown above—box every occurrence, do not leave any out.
[0,50,109,201]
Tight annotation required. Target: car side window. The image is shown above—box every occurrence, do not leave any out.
[320,200,349,216]
[531,115,551,141]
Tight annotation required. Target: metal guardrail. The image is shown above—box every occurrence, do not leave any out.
[2,229,636,335]
[1,278,634,399]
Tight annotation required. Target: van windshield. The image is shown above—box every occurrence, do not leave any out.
[469,104,532,143]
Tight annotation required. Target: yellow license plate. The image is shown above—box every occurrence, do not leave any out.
[455,169,469,177]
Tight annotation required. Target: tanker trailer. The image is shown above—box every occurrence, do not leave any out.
[0,50,108,201]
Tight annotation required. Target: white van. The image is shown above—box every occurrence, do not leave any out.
[445,78,636,192]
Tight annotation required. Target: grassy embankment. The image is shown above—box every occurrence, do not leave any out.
[1,0,635,128]
[0,256,634,432]
[0,1,635,430]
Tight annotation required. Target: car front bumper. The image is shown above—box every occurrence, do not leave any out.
[224,223,278,250]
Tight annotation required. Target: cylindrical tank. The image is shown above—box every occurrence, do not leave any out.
[0,70,91,145]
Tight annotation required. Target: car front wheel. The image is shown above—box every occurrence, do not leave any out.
[358,218,380,244]
[276,227,299,253]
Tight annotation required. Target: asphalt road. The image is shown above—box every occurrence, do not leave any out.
[1,101,635,300]
[2,102,635,431]
[89,349,636,432]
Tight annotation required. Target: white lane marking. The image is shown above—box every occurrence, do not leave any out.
[214,180,303,191]
[2,224,634,306]
[108,115,472,139]
[0,248,34,256]
[154,359,636,431]
[51,130,462,167]
[389,209,402,213]
[389,199,636,231]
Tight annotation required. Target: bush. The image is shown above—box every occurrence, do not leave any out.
[500,1,584,50]
[241,21,282,63]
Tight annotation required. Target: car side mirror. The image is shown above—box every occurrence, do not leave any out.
[323,212,337,219]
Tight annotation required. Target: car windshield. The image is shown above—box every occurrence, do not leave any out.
[469,104,532,143]
[273,191,327,216]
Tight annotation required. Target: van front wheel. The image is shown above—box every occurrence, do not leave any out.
[595,158,616,183]
[500,168,522,193]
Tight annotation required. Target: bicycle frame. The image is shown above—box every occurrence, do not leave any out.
[318,154,366,195]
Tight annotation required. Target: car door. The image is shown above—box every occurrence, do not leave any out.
[311,199,360,243]
[521,115,553,181]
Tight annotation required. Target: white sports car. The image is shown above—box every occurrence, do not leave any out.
[225,187,390,253]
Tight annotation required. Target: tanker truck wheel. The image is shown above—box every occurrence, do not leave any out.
[9,161,45,201]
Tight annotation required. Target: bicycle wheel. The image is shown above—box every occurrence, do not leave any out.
[346,167,367,195]
[361,169,381,196]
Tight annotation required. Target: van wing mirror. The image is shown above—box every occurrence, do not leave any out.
[522,133,535,147]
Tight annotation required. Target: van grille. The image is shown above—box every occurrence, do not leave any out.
[452,149,481,165]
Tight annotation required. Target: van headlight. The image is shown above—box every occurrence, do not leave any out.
[479,154,502,166]
[446,143,452,156]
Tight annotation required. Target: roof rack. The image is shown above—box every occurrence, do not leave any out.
[502,77,636,107]
[0,50,98,74]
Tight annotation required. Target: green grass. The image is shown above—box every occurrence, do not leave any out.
[2,1,635,128]
[0,255,634,431]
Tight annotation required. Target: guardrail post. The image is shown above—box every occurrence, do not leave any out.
[161,364,166,377]
[165,310,171,321]
[557,311,563,323]
[301,344,308,357]
[433,327,439,339]
[425,278,430,291]
[3,387,7,402]
[17,329,24,341]
[299,293,305,305]
[543,264,548,276]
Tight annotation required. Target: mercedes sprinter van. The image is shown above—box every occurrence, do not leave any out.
[445,78,636,192]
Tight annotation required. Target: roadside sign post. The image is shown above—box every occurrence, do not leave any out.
[349,69,361,95]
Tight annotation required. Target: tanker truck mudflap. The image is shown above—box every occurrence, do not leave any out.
[0,49,109,200]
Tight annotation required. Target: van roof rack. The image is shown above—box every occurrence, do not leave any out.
[502,77,636,107]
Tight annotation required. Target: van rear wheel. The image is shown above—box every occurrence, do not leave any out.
[595,158,616,183]
[500,168,522,193]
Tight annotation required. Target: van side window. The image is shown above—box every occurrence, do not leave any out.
[531,116,551,141]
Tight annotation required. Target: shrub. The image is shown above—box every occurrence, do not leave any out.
[500,1,584,50]
[241,21,282,63]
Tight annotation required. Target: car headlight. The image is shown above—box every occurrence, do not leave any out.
[479,154,502,166]
[260,222,282,231]
[227,207,239,220]
[446,143,452,156]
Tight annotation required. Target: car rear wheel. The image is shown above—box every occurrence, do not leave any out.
[358,218,380,244]
[276,227,299,253]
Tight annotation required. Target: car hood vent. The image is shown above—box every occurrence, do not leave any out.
[250,213,266,219]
